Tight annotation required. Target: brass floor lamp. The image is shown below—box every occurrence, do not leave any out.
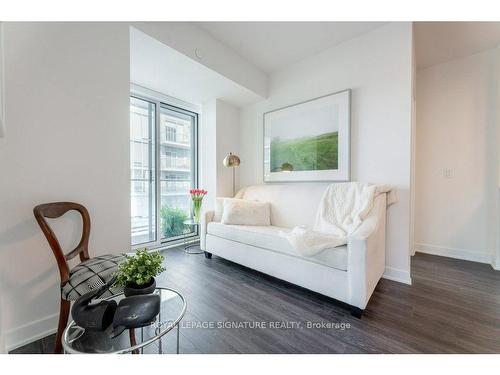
[223,152,240,197]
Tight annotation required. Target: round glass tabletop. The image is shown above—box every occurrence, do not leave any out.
[62,287,187,354]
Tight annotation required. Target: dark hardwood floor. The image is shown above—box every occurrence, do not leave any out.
[11,245,500,354]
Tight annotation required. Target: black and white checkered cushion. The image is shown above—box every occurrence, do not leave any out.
[62,254,125,301]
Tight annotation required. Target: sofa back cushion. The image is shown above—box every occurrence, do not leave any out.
[237,184,330,228]
[221,198,271,226]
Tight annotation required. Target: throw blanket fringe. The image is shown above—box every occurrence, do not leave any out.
[281,182,397,256]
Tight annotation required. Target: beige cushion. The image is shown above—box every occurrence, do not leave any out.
[221,198,271,226]
[207,222,347,271]
[213,197,225,222]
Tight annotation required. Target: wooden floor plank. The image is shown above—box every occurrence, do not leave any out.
[10,247,500,354]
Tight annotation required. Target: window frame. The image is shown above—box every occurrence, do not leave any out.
[130,96,156,247]
[130,92,199,250]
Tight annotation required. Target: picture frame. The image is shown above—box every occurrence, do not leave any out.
[263,89,351,182]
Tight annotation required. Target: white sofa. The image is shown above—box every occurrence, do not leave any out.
[200,184,387,316]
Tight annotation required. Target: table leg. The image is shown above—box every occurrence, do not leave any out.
[129,329,139,354]
[140,326,144,354]
[176,324,180,354]
[183,223,203,254]
[158,305,162,354]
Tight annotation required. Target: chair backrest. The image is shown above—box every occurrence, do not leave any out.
[33,202,91,286]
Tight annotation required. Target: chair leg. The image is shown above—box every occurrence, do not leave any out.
[54,298,70,354]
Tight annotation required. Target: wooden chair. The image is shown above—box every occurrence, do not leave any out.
[34,202,123,353]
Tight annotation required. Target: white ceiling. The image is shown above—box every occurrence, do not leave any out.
[195,22,384,73]
[415,22,500,69]
[132,22,500,106]
[130,27,263,107]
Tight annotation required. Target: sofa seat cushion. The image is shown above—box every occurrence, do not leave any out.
[207,222,347,271]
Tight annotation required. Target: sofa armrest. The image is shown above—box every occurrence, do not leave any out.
[200,210,215,251]
[349,214,379,241]
[346,194,387,309]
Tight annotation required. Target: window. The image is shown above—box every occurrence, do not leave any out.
[130,96,198,247]
[166,126,176,142]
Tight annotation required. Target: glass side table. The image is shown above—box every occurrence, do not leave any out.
[183,219,203,254]
[62,287,187,354]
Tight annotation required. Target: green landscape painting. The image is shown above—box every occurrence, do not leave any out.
[264,90,350,182]
[270,131,338,172]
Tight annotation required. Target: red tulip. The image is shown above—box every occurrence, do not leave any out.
[189,188,208,196]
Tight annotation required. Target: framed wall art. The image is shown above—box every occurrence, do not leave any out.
[263,89,350,182]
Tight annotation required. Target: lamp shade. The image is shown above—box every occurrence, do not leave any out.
[223,152,240,168]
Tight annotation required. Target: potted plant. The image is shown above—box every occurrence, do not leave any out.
[114,249,166,297]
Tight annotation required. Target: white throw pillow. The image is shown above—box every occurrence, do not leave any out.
[221,198,271,226]
[213,197,225,222]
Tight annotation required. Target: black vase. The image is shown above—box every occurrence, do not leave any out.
[123,277,156,297]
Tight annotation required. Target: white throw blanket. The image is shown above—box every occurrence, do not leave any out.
[281,182,397,256]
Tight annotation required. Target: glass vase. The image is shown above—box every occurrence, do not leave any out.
[192,199,202,224]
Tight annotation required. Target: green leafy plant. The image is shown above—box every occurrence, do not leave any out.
[160,205,188,238]
[114,249,166,287]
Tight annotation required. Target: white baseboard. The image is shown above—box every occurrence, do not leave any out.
[415,243,492,265]
[383,266,412,285]
[5,312,58,352]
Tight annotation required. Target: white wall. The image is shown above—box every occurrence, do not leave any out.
[0,22,4,138]
[216,100,241,197]
[239,23,414,284]
[200,99,241,209]
[497,187,500,269]
[131,22,268,99]
[130,27,263,108]
[0,21,5,353]
[415,48,499,266]
[497,47,500,269]
[200,100,217,211]
[0,23,130,351]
